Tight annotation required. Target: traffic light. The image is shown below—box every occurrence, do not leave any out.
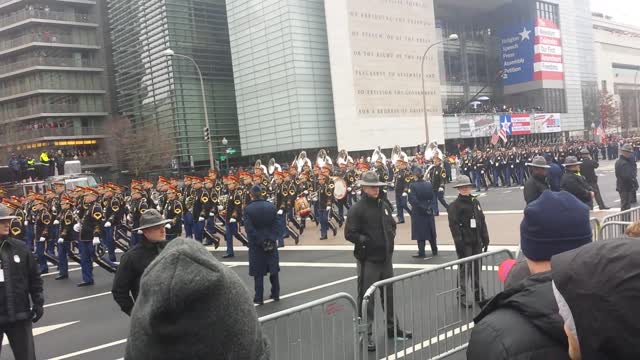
[203,127,210,141]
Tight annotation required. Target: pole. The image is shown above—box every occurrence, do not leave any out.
[635,69,639,133]
[172,53,215,170]
[421,40,445,144]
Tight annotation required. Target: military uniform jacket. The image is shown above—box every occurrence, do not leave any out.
[394,168,412,194]
[283,180,297,209]
[48,197,59,217]
[9,209,24,240]
[191,188,205,219]
[318,183,333,208]
[164,199,183,236]
[376,166,389,184]
[225,188,243,222]
[103,196,123,225]
[130,198,148,229]
[345,169,358,190]
[275,183,287,210]
[429,165,447,190]
[34,209,51,241]
[80,201,102,241]
[59,208,75,241]
[200,188,214,217]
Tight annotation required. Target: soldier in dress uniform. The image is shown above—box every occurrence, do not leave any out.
[428,156,449,215]
[23,190,37,252]
[321,165,343,228]
[128,184,148,247]
[374,158,390,192]
[45,189,58,260]
[346,158,359,205]
[335,159,350,221]
[393,156,412,224]
[2,198,25,242]
[272,171,287,247]
[162,185,184,241]
[201,176,219,246]
[190,177,206,244]
[76,187,102,287]
[33,195,51,274]
[317,173,334,240]
[55,195,75,280]
[101,185,120,263]
[181,176,194,238]
[142,179,155,209]
[223,174,243,258]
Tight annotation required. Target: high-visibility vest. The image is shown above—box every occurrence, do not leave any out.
[40,152,49,163]
[27,159,35,170]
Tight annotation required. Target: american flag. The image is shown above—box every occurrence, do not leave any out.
[498,128,508,143]
[491,130,499,145]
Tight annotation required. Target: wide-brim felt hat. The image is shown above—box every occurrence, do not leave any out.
[563,156,582,166]
[620,144,634,153]
[526,156,550,168]
[452,175,473,188]
[0,204,17,220]
[356,171,387,186]
[133,209,171,231]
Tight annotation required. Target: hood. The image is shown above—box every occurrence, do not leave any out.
[475,271,567,346]
[551,238,640,360]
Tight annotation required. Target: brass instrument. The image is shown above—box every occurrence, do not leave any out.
[316,149,333,169]
[267,158,281,177]
[294,151,312,172]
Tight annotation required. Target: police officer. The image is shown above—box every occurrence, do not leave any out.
[579,148,609,210]
[615,144,638,211]
[560,156,594,209]
[112,209,170,316]
[447,175,489,308]
[0,204,44,359]
[523,156,550,204]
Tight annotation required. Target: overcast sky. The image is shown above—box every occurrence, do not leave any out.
[591,0,640,27]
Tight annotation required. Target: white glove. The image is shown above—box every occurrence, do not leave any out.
[24,220,29,226]
[217,205,223,211]
[198,216,205,222]
[104,221,111,228]
[73,223,81,232]
[326,206,331,211]
[304,190,309,195]
[209,212,215,217]
[357,190,362,195]
[347,187,352,191]
[277,209,283,215]
[38,237,45,242]
[53,219,60,225]
[57,238,64,244]
[52,206,57,213]
[229,218,237,223]
[165,223,172,229]
[92,237,100,245]
[156,205,162,211]
[439,187,444,193]
[402,192,408,197]
[137,229,143,234]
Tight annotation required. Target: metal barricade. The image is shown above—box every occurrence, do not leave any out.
[360,250,514,360]
[590,217,601,241]
[259,292,359,360]
[598,221,632,241]
[601,206,640,224]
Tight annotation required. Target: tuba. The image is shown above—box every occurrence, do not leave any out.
[255,159,268,175]
[316,149,333,169]
[295,151,312,172]
[424,141,443,162]
[370,146,387,165]
[390,145,408,166]
[267,158,281,176]
[337,149,348,167]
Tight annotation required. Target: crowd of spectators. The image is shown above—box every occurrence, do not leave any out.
[444,102,544,115]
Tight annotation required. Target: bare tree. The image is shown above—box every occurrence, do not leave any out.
[599,90,620,130]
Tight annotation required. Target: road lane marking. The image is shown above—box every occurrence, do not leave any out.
[209,245,520,252]
[225,261,500,271]
[48,338,128,360]
[44,292,112,308]
[2,321,79,345]
[382,322,474,360]
[258,275,358,306]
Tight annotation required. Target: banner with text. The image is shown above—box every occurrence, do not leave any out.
[500,21,535,86]
[459,115,499,138]
[534,18,564,81]
[510,113,532,135]
[533,113,562,133]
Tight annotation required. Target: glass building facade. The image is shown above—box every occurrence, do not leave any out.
[108,0,240,171]
[0,0,112,165]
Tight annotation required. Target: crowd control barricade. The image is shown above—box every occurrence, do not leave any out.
[259,292,359,360]
[601,206,640,224]
[598,221,632,241]
[590,217,601,241]
[360,250,514,360]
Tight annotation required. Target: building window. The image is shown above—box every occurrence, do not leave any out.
[536,1,560,25]
[601,80,607,92]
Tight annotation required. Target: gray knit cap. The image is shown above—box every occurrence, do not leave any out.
[125,237,270,360]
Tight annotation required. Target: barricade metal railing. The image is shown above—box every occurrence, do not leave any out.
[590,217,601,241]
[259,292,359,360]
[360,250,514,360]
[601,206,640,224]
[598,221,632,241]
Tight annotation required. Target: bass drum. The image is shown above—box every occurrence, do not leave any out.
[332,177,347,200]
[294,196,312,217]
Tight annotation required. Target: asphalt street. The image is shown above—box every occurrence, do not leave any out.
[0,158,626,359]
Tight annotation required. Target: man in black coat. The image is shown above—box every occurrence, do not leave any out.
[0,204,44,359]
[579,148,609,210]
[448,175,489,307]
[615,144,638,211]
[523,156,550,204]
[560,156,594,209]
[112,209,170,316]
[467,191,592,360]
[344,171,411,351]
[244,186,280,305]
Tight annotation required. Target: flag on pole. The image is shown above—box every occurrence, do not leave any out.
[498,128,508,143]
[491,129,499,145]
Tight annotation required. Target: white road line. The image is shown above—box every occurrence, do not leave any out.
[3,321,79,345]
[208,244,520,252]
[44,292,112,309]
[382,322,474,360]
[226,261,500,271]
[258,275,358,306]
[47,338,128,360]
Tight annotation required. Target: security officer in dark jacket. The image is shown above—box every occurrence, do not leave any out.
[523,156,550,204]
[560,156,593,209]
[344,171,411,351]
[112,209,169,316]
[579,148,609,210]
[448,175,489,307]
[615,144,638,211]
[0,204,44,359]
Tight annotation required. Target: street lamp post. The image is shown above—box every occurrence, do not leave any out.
[162,48,215,170]
[421,33,458,143]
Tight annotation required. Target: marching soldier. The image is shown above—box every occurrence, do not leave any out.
[190,177,207,244]
[321,165,343,228]
[55,195,75,280]
[45,190,59,259]
[374,157,389,192]
[346,158,359,205]
[428,156,449,216]
[335,160,350,222]
[128,184,148,247]
[2,198,25,242]
[317,173,334,240]
[101,185,121,263]
[162,185,184,241]
[75,187,102,286]
[393,157,412,224]
[201,177,218,246]
[223,174,243,258]
[273,171,287,247]
[181,176,194,238]
[282,170,301,236]
[33,195,51,274]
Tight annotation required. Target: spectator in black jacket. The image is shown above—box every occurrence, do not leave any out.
[552,238,640,360]
[615,144,638,211]
[0,204,44,359]
[345,171,411,352]
[523,156,550,204]
[467,191,592,360]
[112,209,170,316]
[579,148,609,210]
[560,156,594,209]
